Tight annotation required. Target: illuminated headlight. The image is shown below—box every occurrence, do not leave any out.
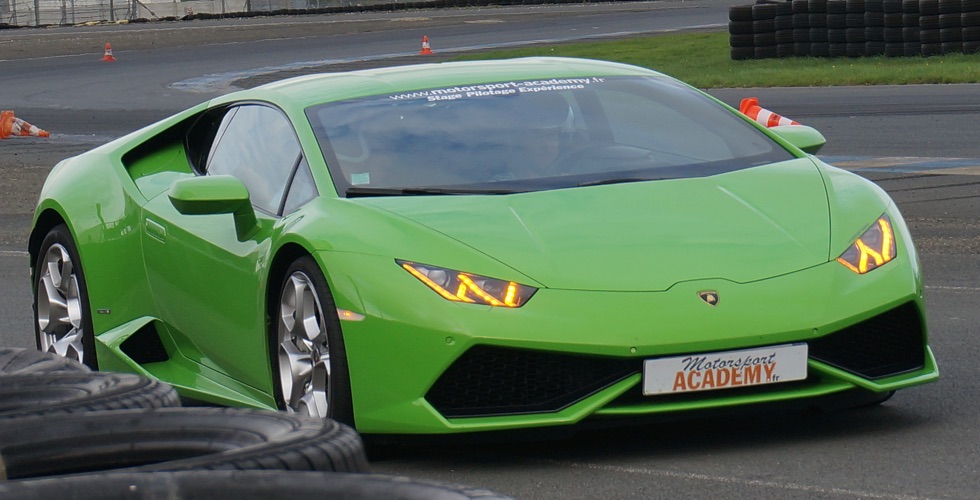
[837,216,896,274]
[398,260,537,307]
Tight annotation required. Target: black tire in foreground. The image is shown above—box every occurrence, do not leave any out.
[0,347,89,374]
[0,407,369,479]
[0,470,513,500]
[0,372,180,419]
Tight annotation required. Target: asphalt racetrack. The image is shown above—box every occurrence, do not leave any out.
[1,1,978,498]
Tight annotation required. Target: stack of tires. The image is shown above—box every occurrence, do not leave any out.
[730,0,980,58]
[0,348,511,499]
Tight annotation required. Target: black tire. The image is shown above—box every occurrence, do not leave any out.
[846,12,866,27]
[846,27,867,41]
[0,372,180,419]
[885,41,907,54]
[903,26,922,40]
[921,27,942,42]
[33,224,98,370]
[940,26,963,40]
[846,42,867,55]
[0,471,512,500]
[964,25,980,40]
[776,14,795,30]
[921,41,945,54]
[919,0,940,15]
[866,25,886,39]
[729,20,755,35]
[963,39,980,52]
[730,33,756,47]
[865,10,885,25]
[752,3,779,20]
[794,0,812,14]
[920,13,941,28]
[829,41,849,55]
[0,347,89,374]
[754,18,777,33]
[794,27,812,42]
[731,46,756,59]
[963,11,980,25]
[939,12,962,27]
[777,42,797,57]
[829,27,849,41]
[812,27,832,41]
[0,407,368,479]
[730,5,754,22]
[904,41,923,54]
[755,32,777,45]
[812,41,833,55]
[754,45,779,58]
[866,40,888,53]
[811,12,830,25]
[272,256,354,426]
[883,0,905,11]
[828,12,848,27]
[938,0,962,13]
[941,40,964,51]
[828,0,847,13]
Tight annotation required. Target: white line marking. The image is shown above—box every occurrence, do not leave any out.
[549,461,934,500]
[0,251,29,258]
[925,285,980,292]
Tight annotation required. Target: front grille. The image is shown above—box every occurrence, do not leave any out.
[809,302,925,379]
[425,345,636,418]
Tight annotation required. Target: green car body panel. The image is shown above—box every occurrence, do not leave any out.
[30,57,937,434]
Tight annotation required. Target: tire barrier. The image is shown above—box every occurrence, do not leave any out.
[730,0,980,58]
[0,407,369,479]
[0,347,89,374]
[0,372,181,419]
[0,470,515,499]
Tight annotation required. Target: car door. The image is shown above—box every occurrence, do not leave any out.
[141,103,313,391]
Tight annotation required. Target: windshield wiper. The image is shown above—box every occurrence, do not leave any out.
[345,186,518,198]
[577,177,660,187]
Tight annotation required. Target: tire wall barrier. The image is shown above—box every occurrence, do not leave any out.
[730,0,980,59]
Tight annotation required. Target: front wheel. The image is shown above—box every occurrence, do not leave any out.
[33,224,97,370]
[273,256,354,425]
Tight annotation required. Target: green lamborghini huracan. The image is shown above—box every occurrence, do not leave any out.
[30,57,938,434]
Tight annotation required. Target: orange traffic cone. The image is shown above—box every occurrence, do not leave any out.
[419,36,433,55]
[102,43,116,62]
[0,110,51,139]
[739,97,799,127]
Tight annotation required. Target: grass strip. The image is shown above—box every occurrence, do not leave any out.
[453,31,980,88]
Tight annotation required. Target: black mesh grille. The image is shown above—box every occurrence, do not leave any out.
[809,302,925,379]
[425,345,636,418]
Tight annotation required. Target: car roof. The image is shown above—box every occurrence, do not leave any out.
[220,57,666,109]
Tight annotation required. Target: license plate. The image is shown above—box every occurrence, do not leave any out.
[642,343,808,396]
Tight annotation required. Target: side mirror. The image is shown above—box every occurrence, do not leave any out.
[768,125,826,155]
[168,175,258,241]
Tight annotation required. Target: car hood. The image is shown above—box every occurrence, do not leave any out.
[364,159,831,291]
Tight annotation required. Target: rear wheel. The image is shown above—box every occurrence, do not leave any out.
[33,224,97,369]
[274,256,354,425]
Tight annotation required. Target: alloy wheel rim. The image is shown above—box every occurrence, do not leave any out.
[278,271,331,418]
[36,243,85,362]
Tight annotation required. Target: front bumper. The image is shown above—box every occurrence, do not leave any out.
[324,247,937,435]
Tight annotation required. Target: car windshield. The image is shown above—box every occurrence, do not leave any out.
[306,76,795,197]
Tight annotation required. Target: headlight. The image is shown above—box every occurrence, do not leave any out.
[398,261,537,307]
[837,216,896,274]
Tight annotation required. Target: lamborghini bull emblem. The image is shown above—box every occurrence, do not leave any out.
[698,290,719,306]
